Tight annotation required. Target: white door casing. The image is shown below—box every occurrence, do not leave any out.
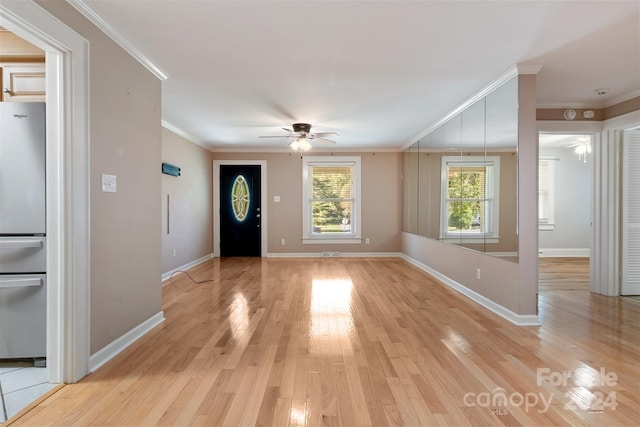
[0,0,90,383]
[213,160,268,257]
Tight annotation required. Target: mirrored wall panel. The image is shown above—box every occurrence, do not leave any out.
[402,76,519,262]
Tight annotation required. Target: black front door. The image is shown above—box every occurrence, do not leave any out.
[220,165,261,256]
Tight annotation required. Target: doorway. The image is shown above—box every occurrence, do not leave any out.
[220,165,261,256]
[213,160,268,257]
[0,0,91,387]
[538,133,593,291]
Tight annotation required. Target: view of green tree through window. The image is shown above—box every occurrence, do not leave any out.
[311,166,352,233]
[441,156,500,239]
[447,166,486,232]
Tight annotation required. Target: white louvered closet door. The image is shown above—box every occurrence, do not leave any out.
[621,130,640,295]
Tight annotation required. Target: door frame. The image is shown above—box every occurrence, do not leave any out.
[538,111,640,296]
[213,160,267,257]
[0,1,90,382]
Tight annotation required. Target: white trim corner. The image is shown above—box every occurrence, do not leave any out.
[162,253,213,283]
[401,254,541,326]
[89,312,165,373]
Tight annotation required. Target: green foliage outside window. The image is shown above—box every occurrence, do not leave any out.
[447,168,484,231]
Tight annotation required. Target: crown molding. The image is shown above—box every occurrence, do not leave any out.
[604,89,640,108]
[67,0,168,81]
[403,64,539,150]
[161,120,212,149]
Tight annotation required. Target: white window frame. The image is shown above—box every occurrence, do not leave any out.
[538,157,556,231]
[302,156,362,244]
[440,156,501,243]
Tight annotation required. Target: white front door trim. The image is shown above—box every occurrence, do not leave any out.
[213,160,267,257]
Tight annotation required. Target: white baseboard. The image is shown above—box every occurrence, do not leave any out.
[89,311,165,373]
[401,254,540,326]
[538,248,590,257]
[161,253,213,282]
[267,252,402,258]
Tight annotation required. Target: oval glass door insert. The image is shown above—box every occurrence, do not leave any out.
[231,175,250,221]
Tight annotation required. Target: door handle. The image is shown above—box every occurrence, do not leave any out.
[0,277,43,288]
[0,239,44,249]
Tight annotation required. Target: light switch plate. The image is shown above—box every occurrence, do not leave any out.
[101,174,117,193]
[274,196,281,202]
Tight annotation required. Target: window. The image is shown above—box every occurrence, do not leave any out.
[440,156,500,242]
[538,157,555,230]
[302,156,361,244]
[231,175,250,222]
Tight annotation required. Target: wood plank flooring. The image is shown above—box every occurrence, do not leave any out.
[538,257,590,291]
[7,257,639,426]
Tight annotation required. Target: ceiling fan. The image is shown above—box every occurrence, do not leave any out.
[259,123,338,151]
[565,137,591,163]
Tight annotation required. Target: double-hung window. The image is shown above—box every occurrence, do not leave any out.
[302,156,361,244]
[440,156,500,242]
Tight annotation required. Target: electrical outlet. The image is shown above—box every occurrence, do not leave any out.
[365,238,370,244]
[476,268,481,279]
[280,238,285,245]
[172,249,176,257]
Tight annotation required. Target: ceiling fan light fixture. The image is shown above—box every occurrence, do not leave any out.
[573,139,591,163]
[290,137,312,151]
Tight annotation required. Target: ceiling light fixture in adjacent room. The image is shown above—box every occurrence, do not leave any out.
[572,137,591,163]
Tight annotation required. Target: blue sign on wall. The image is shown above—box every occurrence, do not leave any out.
[162,162,181,177]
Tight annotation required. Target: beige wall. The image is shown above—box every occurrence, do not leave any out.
[36,1,163,354]
[212,152,402,254]
[161,128,213,272]
[402,74,539,317]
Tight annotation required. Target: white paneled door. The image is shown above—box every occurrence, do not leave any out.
[621,130,640,295]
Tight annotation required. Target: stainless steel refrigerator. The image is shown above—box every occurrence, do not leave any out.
[0,102,47,360]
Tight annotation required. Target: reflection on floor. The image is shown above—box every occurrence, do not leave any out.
[538,257,590,291]
[0,361,56,424]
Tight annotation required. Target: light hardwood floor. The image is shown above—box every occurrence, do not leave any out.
[7,257,639,426]
[538,257,590,291]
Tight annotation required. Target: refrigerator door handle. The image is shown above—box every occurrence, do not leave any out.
[0,277,43,288]
[0,239,44,249]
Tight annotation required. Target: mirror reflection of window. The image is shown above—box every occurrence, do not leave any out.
[441,156,500,241]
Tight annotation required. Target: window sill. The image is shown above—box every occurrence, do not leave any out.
[303,237,362,244]
[539,224,555,231]
[440,236,500,244]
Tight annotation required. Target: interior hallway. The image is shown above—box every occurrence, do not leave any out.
[5,257,639,426]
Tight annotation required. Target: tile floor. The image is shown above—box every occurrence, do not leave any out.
[0,361,56,424]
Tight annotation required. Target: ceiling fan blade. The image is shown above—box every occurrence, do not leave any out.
[314,137,337,144]
[282,127,295,133]
[259,135,297,139]
[312,132,339,137]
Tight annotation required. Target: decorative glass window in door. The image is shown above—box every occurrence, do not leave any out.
[231,175,250,222]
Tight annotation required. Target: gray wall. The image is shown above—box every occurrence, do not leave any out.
[36,1,163,354]
[211,152,402,254]
[539,146,592,252]
[161,128,213,273]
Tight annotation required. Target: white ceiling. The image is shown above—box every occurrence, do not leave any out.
[72,0,639,151]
